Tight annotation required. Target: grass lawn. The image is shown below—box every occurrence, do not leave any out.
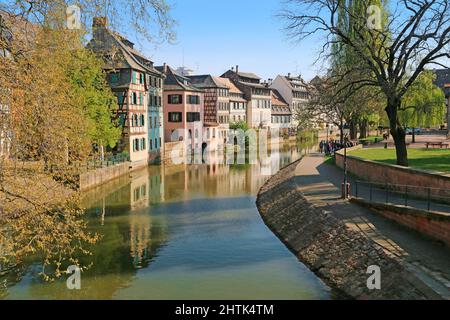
[359,136,384,143]
[349,148,450,173]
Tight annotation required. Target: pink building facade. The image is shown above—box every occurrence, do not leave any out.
[157,65,204,154]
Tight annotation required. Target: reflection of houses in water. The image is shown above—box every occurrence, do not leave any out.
[128,213,168,269]
[130,174,149,211]
[129,214,151,268]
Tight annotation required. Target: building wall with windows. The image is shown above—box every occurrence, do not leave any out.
[147,74,164,164]
[126,70,149,163]
[89,17,164,165]
[270,74,310,129]
[222,67,271,129]
[163,90,204,153]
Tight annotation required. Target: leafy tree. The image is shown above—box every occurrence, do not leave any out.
[65,47,121,153]
[0,1,174,279]
[282,0,450,166]
[399,71,446,130]
[229,121,249,132]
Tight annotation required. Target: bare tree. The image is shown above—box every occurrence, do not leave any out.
[282,0,450,166]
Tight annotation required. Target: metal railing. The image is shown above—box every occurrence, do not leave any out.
[353,180,450,214]
[50,154,130,174]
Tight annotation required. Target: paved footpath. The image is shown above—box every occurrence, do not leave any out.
[294,154,450,299]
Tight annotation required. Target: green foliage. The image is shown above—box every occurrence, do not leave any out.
[66,48,121,149]
[229,121,249,131]
[399,71,446,128]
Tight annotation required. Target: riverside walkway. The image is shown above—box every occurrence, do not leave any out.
[294,154,450,299]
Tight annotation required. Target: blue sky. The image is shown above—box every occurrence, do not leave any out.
[138,0,326,81]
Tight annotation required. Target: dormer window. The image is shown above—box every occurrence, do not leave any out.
[110,72,120,84]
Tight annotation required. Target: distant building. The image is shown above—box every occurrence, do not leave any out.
[217,77,247,126]
[188,75,228,146]
[270,74,310,129]
[222,66,271,129]
[88,17,164,165]
[270,90,292,135]
[156,64,204,154]
[433,69,450,131]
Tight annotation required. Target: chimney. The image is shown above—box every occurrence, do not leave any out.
[93,17,107,28]
[236,65,239,74]
[163,63,168,74]
[288,73,291,78]
[92,17,107,42]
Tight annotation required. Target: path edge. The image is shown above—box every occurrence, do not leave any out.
[256,158,442,300]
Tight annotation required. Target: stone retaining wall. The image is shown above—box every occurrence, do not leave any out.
[163,141,185,166]
[352,199,450,246]
[256,160,437,300]
[79,162,132,191]
[335,146,450,200]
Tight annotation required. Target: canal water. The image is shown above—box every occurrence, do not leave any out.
[2,143,331,300]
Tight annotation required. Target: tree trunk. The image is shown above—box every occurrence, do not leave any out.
[339,119,344,144]
[350,118,358,140]
[386,98,408,166]
[359,119,368,139]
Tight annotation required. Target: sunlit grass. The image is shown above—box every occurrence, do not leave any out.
[349,148,450,173]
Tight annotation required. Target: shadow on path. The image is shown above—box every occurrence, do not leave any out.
[295,154,450,298]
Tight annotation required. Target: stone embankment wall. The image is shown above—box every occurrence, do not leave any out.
[79,162,132,191]
[335,146,450,199]
[257,161,436,300]
[163,141,185,166]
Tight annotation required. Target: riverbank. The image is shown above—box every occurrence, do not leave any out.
[256,157,448,299]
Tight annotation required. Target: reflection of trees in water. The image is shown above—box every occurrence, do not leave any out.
[18,212,169,299]
[1,167,169,299]
[2,141,319,298]
[0,264,27,299]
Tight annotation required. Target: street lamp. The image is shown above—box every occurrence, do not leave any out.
[342,124,350,199]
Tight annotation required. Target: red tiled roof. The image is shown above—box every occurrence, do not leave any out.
[271,89,289,107]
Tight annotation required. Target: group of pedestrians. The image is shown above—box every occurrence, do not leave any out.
[319,139,358,155]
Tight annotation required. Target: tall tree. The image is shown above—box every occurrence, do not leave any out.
[0,1,175,279]
[282,0,450,166]
[330,0,388,140]
[399,70,446,129]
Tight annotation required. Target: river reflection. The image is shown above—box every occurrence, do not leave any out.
[2,143,332,300]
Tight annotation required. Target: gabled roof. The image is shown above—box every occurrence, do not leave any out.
[237,72,261,81]
[215,77,243,94]
[187,75,228,89]
[156,65,202,92]
[271,89,289,107]
[278,74,309,93]
[239,81,270,89]
[88,21,161,76]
